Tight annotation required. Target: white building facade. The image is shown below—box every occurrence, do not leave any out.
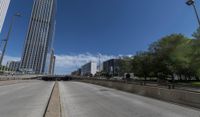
[0,0,10,33]
[48,49,56,75]
[81,61,97,76]
[20,0,56,74]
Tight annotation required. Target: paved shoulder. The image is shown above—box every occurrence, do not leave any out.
[0,81,55,117]
[59,81,200,117]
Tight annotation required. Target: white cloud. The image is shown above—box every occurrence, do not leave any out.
[1,53,128,75]
[55,53,116,75]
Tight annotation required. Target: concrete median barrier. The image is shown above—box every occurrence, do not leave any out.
[0,75,42,80]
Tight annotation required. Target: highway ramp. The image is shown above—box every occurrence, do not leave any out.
[59,81,200,117]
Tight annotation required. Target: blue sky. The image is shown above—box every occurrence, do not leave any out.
[0,0,199,74]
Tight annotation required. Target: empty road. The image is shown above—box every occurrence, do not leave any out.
[59,82,200,117]
[0,81,54,117]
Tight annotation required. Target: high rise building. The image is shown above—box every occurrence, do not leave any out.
[51,55,56,75]
[6,61,20,71]
[20,0,56,74]
[48,49,56,75]
[0,0,10,33]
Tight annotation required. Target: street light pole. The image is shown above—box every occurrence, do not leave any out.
[186,0,200,27]
[0,13,21,65]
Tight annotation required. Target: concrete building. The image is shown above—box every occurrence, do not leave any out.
[71,68,81,76]
[6,61,20,71]
[103,59,122,76]
[81,61,97,76]
[52,55,56,75]
[97,63,103,72]
[0,0,10,33]
[20,0,56,74]
[48,49,56,75]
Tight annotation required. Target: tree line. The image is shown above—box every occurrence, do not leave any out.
[120,28,200,81]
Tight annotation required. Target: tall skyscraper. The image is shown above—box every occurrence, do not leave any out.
[20,0,56,74]
[48,49,56,75]
[0,0,11,33]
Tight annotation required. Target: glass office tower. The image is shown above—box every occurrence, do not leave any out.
[0,0,11,33]
[21,0,56,74]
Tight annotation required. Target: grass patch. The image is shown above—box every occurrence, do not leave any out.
[191,82,200,87]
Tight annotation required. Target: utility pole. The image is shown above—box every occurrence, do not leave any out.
[0,13,21,65]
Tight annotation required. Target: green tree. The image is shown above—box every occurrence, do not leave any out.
[118,57,132,76]
[131,52,153,81]
[130,30,200,82]
[149,34,187,80]
[192,28,200,40]
[190,28,200,79]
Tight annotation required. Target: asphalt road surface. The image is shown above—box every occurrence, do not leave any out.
[59,81,200,117]
[0,81,54,117]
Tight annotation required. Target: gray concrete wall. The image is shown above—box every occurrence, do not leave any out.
[81,80,200,109]
[0,75,41,80]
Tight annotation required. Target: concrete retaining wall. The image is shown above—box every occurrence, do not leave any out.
[0,75,41,81]
[81,80,200,109]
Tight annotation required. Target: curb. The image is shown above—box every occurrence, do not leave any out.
[43,82,56,117]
